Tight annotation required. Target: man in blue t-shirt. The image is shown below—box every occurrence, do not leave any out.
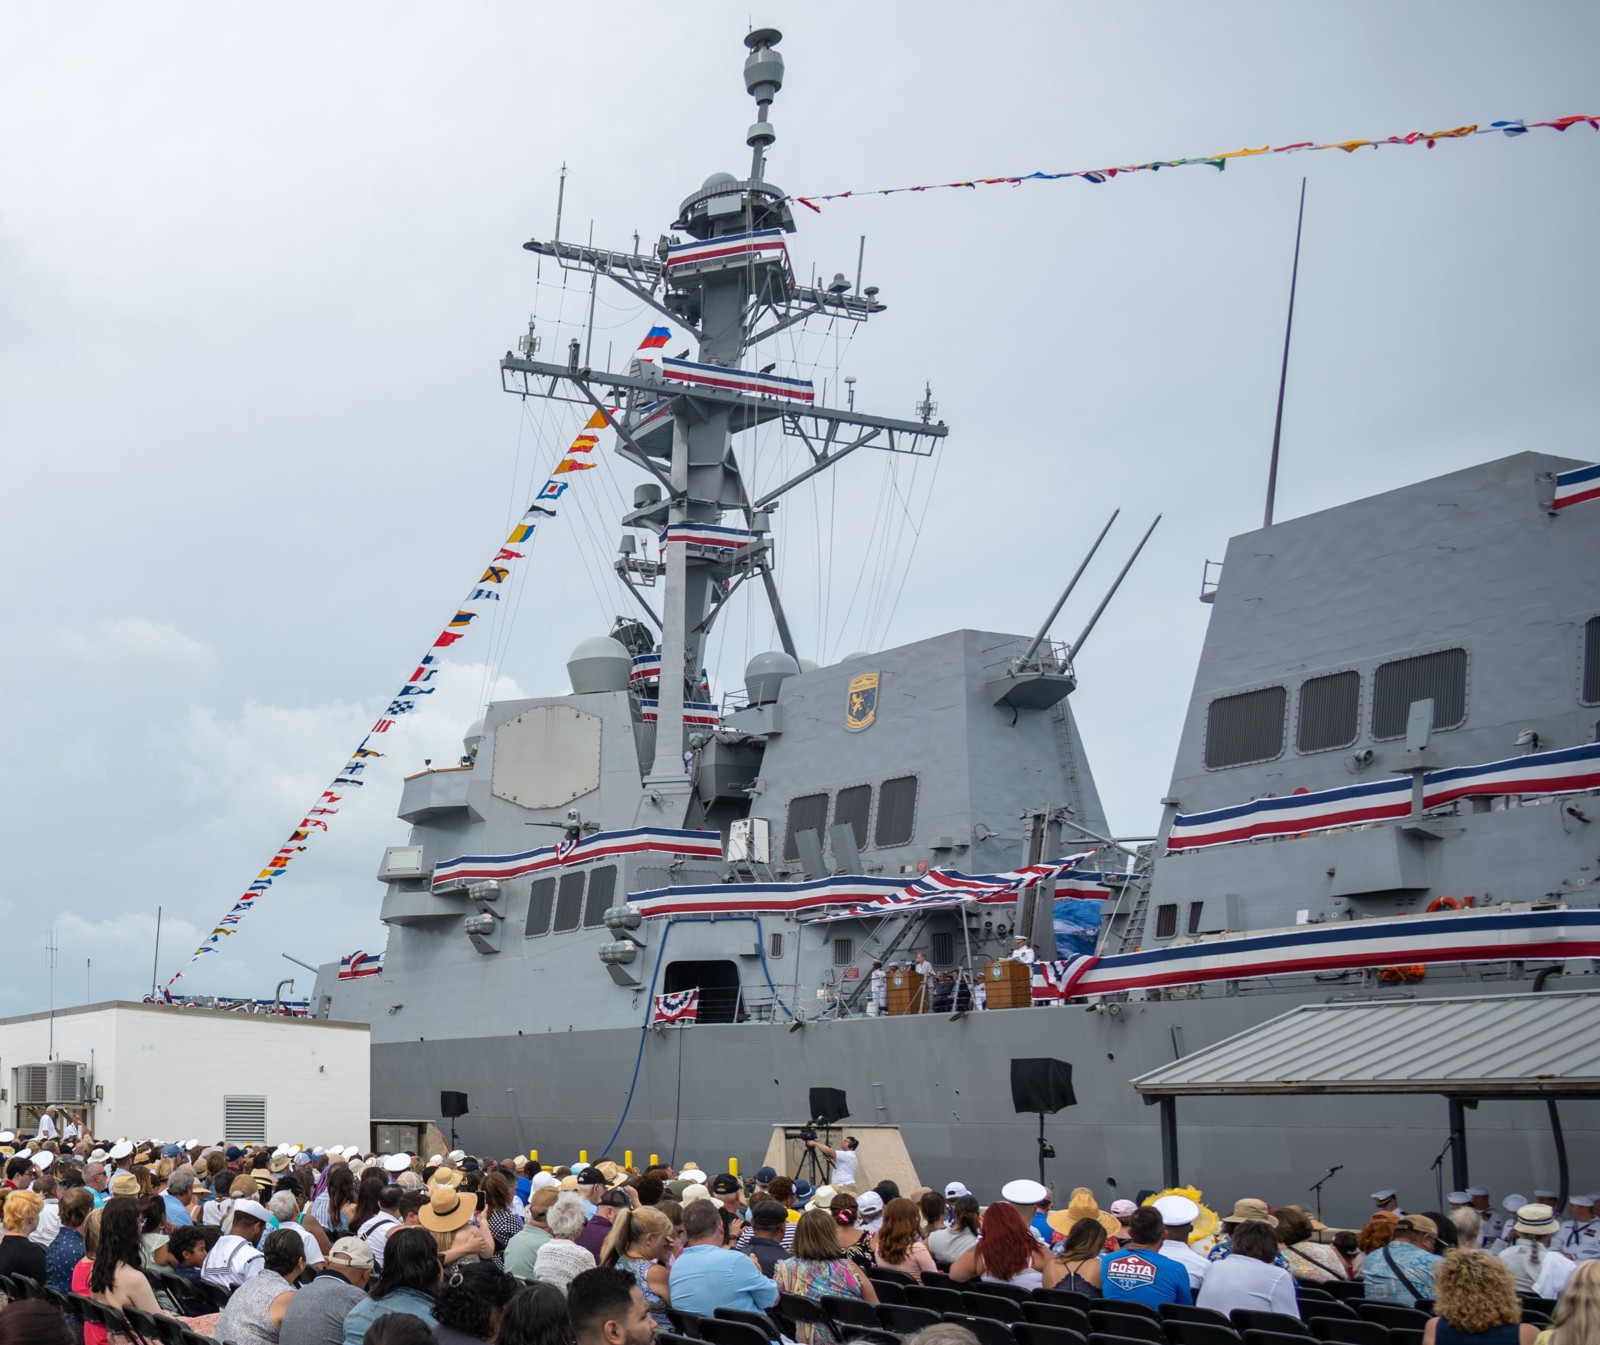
[1101,1206,1193,1306]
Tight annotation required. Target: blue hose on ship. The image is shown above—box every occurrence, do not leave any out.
[595,914,794,1159]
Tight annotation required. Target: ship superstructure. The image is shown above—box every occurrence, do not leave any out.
[318,31,1600,1214]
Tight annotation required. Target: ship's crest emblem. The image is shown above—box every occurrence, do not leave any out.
[846,672,879,732]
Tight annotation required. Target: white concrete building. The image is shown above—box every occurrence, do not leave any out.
[0,1001,369,1145]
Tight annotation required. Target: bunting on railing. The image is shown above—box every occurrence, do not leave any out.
[1165,741,1600,852]
[652,988,701,1024]
[659,356,816,404]
[432,827,725,887]
[664,229,794,287]
[1554,462,1600,510]
[1052,907,1600,1000]
[160,328,668,994]
[791,115,1599,212]
[661,523,761,552]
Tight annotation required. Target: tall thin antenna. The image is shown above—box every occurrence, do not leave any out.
[46,929,58,1060]
[1263,177,1307,530]
[150,905,163,1000]
[553,163,568,244]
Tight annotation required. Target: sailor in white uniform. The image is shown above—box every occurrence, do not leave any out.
[1468,1187,1504,1247]
[1008,935,1037,965]
[1153,1195,1212,1289]
[1559,1193,1600,1263]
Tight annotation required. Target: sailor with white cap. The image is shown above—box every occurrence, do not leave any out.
[1007,935,1037,965]
[1559,1193,1600,1263]
[1371,1189,1402,1215]
[1152,1195,1211,1289]
[1001,1179,1051,1244]
[1468,1187,1503,1245]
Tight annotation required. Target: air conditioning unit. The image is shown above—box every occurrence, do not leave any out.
[13,1065,48,1107]
[48,1062,88,1104]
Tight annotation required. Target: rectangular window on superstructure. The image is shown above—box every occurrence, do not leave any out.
[1371,647,1467,739]
[1154,904,1179,939]
[524,877,555,938]
[785,793,830,861]
[1187,902,1204,935]
[833,785,872,850]
[874,775,919,847]
[584,866,617,928]
[930,931,955,965]
[1297,670,1361,753]
[833,937,854,966]
[768,932,783,960]
[1583,616,1600,705]
[1204,686,1287,769]
[552,871,586,933]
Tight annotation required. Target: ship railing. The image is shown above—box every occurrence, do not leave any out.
[983,640,1076,680]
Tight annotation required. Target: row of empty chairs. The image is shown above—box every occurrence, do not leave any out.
[0,1271,211,1345]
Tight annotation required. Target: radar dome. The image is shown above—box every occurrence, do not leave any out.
[464,715,486,758]
[745,650,800,706]
[702,171,739,192]
[568,636,631,694]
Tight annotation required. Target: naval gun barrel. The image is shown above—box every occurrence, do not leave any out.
[1068,514,1162,661]
[1018,508,1119,666]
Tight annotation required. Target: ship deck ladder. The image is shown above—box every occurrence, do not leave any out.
[836,911,932,1015]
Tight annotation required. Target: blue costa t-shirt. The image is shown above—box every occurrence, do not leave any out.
[1100,1247,1193,1306]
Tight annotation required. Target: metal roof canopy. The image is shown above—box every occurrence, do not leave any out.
[1128,989,1600,1200]
[1131,990,1600,1099]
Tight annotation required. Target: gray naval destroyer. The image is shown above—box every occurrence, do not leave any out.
[316,30,1600,1217]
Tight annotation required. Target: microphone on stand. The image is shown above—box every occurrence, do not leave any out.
[1309,1165,1343,1220]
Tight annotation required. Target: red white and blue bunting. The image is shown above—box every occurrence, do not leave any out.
[432,828,725,888]
[1166,742,1600,853]
[652,988,701,1024]
[1554,462,1600,510]
[1055,907,1600,999]
[664,229,794,286]
[659,356,815,404]
[338,950,384,980]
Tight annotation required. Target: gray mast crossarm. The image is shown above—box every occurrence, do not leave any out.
[521,237,695,341]
[753,428,880,511]
[616,571,664,629]
[747,286,886,345]
[573,381,677,498]
[690,542,770,636]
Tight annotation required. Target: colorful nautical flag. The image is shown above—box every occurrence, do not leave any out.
[638,326,671,350]
[480,566,510,584]
[469,589,502,601]
[448,610,477,628]
[569,434,599,452]
[536,480,568,501]
[553,458,595,474]
[507,522,537,544]
[493,548,524,561]
[433,630,465,647]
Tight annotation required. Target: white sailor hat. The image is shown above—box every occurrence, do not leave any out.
[382,1153,412,1174]
[32,1152,54,1170]
[184,1140,200,1151]
[1503,1193,1529,1213]
[529,1172,559,1192]
[1370,1189,1398,1202]
[1467,1186,1491,1198]
[679,1167,708,1183]
[1447,1191,1471,1205]
[108,1140,134,1161]
[1001,1179,1049,1205]
[1576,1193,1600,1207]
[428,1155,445,1166]
[1154,1195,1201,1226]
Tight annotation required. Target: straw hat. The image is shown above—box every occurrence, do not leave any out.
[1220,1197,1278,1228]
[1048,1187,1120,1238]
[419,1187,477,1233]
[428,1167,464,1190]
[109,1173,141,1197]
[1513,1203,1561,1238]
[269,1153,291,1174]
[806,1185,838,1212]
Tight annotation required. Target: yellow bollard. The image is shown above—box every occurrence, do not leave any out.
[729,1157,739,1177]
[579,1150,588,1164]
[541,1165,553,1173]
[624,1150,634,1171]
[650,1155,659,1167]
[529,1149,538,1164]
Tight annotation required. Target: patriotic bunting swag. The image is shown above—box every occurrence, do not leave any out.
[652,988,701,1025]
[162,327,668,996]
[792,114,1599,212]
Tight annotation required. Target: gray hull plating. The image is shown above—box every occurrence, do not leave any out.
[365,968,1600,1227]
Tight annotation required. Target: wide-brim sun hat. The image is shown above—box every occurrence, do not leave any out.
[1221,1197,1278,1227]
[1513,1203,1561,1237]
[428,1167,465,1189]
[419,1187,477,1233]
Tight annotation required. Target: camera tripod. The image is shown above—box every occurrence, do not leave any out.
[788,1122,834,1186]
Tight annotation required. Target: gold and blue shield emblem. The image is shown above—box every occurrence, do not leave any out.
[846,672,879,732]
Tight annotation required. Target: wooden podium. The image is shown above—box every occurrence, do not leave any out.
[886,967,932,1015]
[985,959,1033,1009]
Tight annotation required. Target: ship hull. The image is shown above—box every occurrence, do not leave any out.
[367,974,1599,1227]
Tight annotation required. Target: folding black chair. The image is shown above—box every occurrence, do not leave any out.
[1164,1321,1243,1345]
[1319,1283,1367,1303]
[924,1271,962,1291]
[1093,1302,1164,1326]
[1025,1302,1093,1334]
[1013,1322,1089,1345]
[823,1295,884,1334]
[1243,1330,1315,1345]
[1306,1317,1389,1345]
[657,1334,701,1345]
[1090,1310,1165,1344]
[1231,1312,1311,1339]
[1036,1290,1096,1313]
[696,1318,770,1345]
[667,1310,709,1339]
[977,1283,1035,1304]
[942,1313,1018,1345]
[775,1295,829,1340]
[1159,1307,1234,1330]
[881,1304,944,1335]
[907,1285,968,1315]
[965,1293,1024,1323]
[1353,1305,1429,1333]
[869,1267,918,1287]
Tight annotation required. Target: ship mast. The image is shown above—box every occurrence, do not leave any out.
[500,28,947,825]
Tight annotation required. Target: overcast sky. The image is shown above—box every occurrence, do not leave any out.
[3,1,1597,1012]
